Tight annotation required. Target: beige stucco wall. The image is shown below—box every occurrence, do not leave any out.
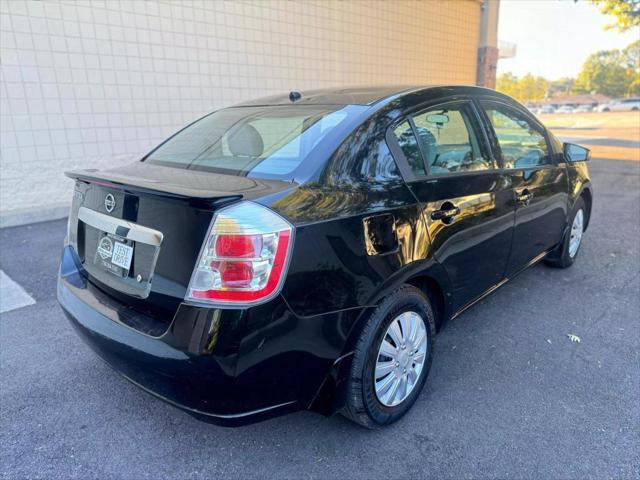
[0,0,482,225]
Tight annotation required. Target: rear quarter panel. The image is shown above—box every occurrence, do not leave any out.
[271,180,437,317]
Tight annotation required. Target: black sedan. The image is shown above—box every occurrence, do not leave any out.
[58,86,593,428]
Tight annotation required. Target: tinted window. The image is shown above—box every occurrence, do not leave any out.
[146,105,355,179]
[325,116,402,185]
[481,102,551,168]
[392,121,426,176]
[411,104,492,174]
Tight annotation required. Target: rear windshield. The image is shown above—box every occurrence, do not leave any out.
[145,105,354,179]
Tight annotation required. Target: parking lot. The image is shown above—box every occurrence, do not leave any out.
[1,114,639,479]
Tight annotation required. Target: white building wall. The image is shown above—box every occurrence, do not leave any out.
[0,0,482,226]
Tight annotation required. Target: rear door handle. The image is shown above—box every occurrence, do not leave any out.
[431,205,460,222]
[516,189,533,206]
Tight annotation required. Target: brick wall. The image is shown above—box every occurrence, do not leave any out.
[0,0,482,226]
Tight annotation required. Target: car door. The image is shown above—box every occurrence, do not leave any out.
[477,99,569,276]
[388,99,515,311]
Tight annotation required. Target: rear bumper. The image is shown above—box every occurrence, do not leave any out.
[57,246,361,425]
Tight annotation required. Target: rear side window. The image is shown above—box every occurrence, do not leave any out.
[146,105,354,179]
[480,101,551,168]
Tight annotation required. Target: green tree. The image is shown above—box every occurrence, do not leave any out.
[628,76,640,94]
[496,73,549,102]
[573,48,635,97]
[589,0,640,31]
[549,77,574,96]
[621,39,640,69]
[622,40,640,94]
[519,74,549,101]
[496,72,520,99]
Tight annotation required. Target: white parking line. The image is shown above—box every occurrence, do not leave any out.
[0,270,36,314]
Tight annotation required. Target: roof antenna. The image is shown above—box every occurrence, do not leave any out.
[289,90,302,102]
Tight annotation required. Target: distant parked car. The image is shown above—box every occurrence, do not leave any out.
[572,105,593,113]
[536,105,555,115]
[597,97,640,112]
[556,105,574,114]
[556,105,573,113]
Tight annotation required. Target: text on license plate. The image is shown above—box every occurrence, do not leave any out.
[111,241,134,269]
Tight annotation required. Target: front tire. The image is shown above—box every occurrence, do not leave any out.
[341,285,436,428]
[545,197,587,268]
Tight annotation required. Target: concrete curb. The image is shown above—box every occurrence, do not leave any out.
[0,203,69,229]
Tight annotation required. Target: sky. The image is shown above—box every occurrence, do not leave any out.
[497,0,640,80]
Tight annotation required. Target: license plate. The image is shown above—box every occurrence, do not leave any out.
[111,241,134,269]
[94,233,134,277]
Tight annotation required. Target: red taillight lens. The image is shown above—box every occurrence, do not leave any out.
[215,235,262,258]
[217,260,253,288]
[186,202,294,306]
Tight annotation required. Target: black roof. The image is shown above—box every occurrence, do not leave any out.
[233,85,506,108]
[234,86,424,107]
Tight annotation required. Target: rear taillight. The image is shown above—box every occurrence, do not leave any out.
[186,201,294,306]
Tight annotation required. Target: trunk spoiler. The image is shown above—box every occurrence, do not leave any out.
[66,163,297,204]
[65,169,243,204]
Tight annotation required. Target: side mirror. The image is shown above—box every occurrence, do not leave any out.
[563,143,591,163]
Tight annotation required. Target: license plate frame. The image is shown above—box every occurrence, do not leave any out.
[94,232,134,278]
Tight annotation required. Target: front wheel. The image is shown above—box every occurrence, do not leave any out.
[545,197,587,268]
[341,285,436,428]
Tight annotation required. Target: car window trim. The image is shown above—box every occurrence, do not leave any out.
[386,120,423,182]
[407,116,431,176]
[385,96,496,183]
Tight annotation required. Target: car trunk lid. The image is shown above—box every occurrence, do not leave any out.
[65,162,295,322]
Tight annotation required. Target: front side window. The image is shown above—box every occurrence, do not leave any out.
[146,105,355,180]
[481,102,551,169]
[411,104,492,174]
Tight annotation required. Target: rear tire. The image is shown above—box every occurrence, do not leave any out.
[341,285,436,428]
[545,197,587,269]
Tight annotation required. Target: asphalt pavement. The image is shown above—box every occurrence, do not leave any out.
[1,156,638,479]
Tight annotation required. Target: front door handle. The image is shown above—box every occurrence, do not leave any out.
[431,205,460,222]
[516,189,533,206]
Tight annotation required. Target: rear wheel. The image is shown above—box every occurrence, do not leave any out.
[545,197,586,268]
[341,285,435,428]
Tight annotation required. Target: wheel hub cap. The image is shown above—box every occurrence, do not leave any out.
[569,209,584,258]
[374,311,428,407]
